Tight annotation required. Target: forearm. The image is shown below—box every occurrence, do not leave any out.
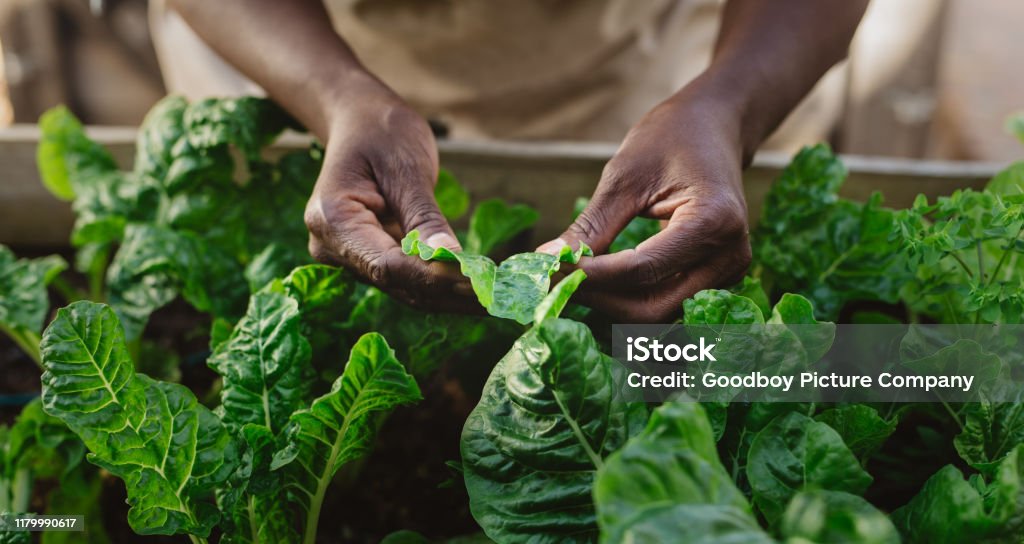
[168,0,386,139]
[687,0,869,161]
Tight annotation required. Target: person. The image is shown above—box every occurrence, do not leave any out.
[161,0,868,322]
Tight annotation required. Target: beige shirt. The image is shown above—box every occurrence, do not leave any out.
[150,0,840,145]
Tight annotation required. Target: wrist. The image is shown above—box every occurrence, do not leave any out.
[315,67,403,140]
[677,66,771,166]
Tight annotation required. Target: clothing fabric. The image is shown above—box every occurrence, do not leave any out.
[150,0,840,145]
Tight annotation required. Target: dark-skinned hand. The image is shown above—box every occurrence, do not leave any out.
[538,90,752,322]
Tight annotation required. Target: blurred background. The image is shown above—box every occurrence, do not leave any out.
[0,0,1021,160]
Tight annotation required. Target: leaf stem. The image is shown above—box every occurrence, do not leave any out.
[1,325,43,369]
[949,252,974,279]
[987,223,1024,287]
[939,398,965,433]
[247,496,259,544]
[976,240,986,282]
[188,535,208,544]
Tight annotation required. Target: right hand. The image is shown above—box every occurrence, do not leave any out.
[304,75,477,313]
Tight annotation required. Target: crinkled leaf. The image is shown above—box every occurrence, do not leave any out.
[684,289,765,325]
[0,246,67,335]
[40,302,237,537]
[461,319,646,543]
[754,145,909,319]
[746,412,872,524]
[595,403,760,544]
[955,390,1024,471]
[208,291,313,433]
[274,333,420,521]
[403,230,591,324]
[892,446,1024,543]
[345,286,494,378]
[107,225,246,339]
[780,490,899,544]
[814,405,897,462]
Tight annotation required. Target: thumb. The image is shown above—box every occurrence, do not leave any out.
[394,182,462,251]
[537,193,638,255]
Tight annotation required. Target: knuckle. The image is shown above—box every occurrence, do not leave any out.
[364,252,393,288]
[402,199,447,231]
[633,253,663,288]
[568,208,607,243]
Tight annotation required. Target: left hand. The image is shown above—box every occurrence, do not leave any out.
[537,88,752,322]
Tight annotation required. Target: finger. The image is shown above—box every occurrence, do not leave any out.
[537,189,641,255]
[382,161,462,251]
[578,201,748,289]
[306,193,469,292]
[576,262,733,323]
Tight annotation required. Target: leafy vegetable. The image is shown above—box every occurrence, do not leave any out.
[0,245,66,364]
[208,291,313,433]
[746,412,873,524]
[892,445,1024,543]
[403,230,591,324]
[273,333,421,544]
[461,318,645,542]
[464,199,540,255]
[754,144,909,319]
[435,168,471,221]
[40,301,238,537]
[595,402,765,544]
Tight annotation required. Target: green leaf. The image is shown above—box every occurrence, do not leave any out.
[133,96,188,181]
[683,289,765,325]
[435,168,470,221]
[767,293,835,362]
[37,106,118,201]
[534,269,587,325]
[245,244,306,293]
[814,405,897,462]
[732,277,771,318]
[461,319,645,543]
[464,199,539,255]
[403,230,591,324]
[344,286,495,378]
[986,162,1024,196]
[274,333,420,542]
[183,97,292,161]
[0,246,67,336]
[754,145,909,319]
[780,490,899,544]
[107,225,247,339]
[595,402,763,544]
[40,301,238,537]
[955,391,1024,470]
[891,446,1024,544]
[208,291,313,434]
[746,412,872,524]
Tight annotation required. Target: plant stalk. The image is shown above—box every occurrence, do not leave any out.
[1,325,43,369]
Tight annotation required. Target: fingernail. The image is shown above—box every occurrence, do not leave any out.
[536,238,569,255]
[427,233,460,250]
